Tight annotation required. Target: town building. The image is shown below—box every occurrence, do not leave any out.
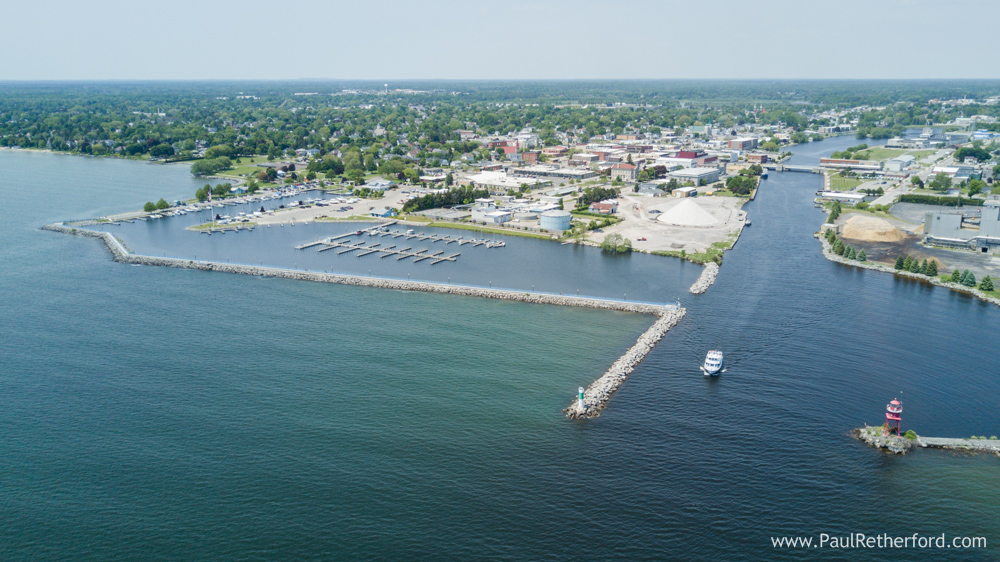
[610,163,637,182]
[819,158,883,171]
[924,200,1000,251]
[885,155,916,173]
[727,138,758,151]
[668,167,721,185]
[588,201,618,214]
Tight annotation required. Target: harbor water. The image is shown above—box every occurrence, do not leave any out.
[2,144,999,560]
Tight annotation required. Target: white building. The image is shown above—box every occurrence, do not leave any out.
[668,167,721,185]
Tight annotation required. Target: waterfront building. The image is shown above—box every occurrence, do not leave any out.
[819,158,883,171]
[924,200,1000,252]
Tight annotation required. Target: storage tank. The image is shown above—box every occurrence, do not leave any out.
[514,211,538,221]
[539,209,571,231]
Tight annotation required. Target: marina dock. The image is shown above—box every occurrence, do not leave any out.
[297,225,503,264]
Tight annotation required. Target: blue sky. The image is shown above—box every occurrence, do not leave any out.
[3,0,998,80]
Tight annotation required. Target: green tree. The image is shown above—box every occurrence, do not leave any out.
[149,143,174,158]
[902,255,913,270]
[964,271,977,287]
[894,255,905,270]
[857,249,867,262]
[833,239,845,255]
[980,276,995,292]
[919,259,929,274]
[143,201,156,213]
[925,260,938,277]
[195,185,210,202]
[155,198,169,210]
[557,197,564,210]
[929,173,952,192]
[951,269,961,282]
[908,258,921,273]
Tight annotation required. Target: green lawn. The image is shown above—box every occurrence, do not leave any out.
[829,174,863,191]
[427,221,554,240]
[221,155,271,177]
[908,149,936,160]
[853,148,906,160]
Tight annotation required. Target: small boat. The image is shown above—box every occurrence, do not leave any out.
[745,220,752,226]
[702,350,723,376]
[760,172,768,179]
[406,229,414,235]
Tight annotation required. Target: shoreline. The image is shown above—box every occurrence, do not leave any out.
[817,233,1000,308]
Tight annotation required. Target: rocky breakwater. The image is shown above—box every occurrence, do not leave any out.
[688,262,720,295]
[853,425,915,455]
[564,307,686,419]
[41,223,670,315]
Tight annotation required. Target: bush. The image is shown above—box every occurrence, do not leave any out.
[903,430,917,440]
[600,233,632,253]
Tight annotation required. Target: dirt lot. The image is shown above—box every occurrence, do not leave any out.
[834,212,1000,278]
[584,194,746,253]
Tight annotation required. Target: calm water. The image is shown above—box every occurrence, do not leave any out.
[2,147,999,560]
[88,202,700,305]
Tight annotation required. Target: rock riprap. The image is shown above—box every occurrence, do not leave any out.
[688,262,719,294]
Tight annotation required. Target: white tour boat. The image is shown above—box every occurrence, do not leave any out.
[702,350,723,376]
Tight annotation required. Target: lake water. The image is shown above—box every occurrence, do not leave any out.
[2,145,998,560]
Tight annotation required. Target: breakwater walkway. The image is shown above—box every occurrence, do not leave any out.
[854,425,1000,456]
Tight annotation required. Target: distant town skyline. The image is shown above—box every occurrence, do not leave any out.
[3,0,999,81]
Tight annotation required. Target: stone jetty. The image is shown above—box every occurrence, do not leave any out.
[42,223,673,315]
[854,425,915,454]
[564,307,686,419]
[688,262,719,294]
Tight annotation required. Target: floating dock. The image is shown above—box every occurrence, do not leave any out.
[297,224,502,265]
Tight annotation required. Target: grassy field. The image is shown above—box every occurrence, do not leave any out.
[426,221,554,240]
[908,149,936,160]
[829,174,863,191]
[222,156,271,177]
[852,148,906,160]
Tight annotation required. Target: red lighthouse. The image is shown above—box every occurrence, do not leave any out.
[883,398,903,436]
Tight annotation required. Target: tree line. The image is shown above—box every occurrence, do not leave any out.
[401,185,491,213]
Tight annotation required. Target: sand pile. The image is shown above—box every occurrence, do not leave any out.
[841,215,906,242]
[657,199,718,226]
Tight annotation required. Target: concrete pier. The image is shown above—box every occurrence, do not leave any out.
[854,425,1000,456]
